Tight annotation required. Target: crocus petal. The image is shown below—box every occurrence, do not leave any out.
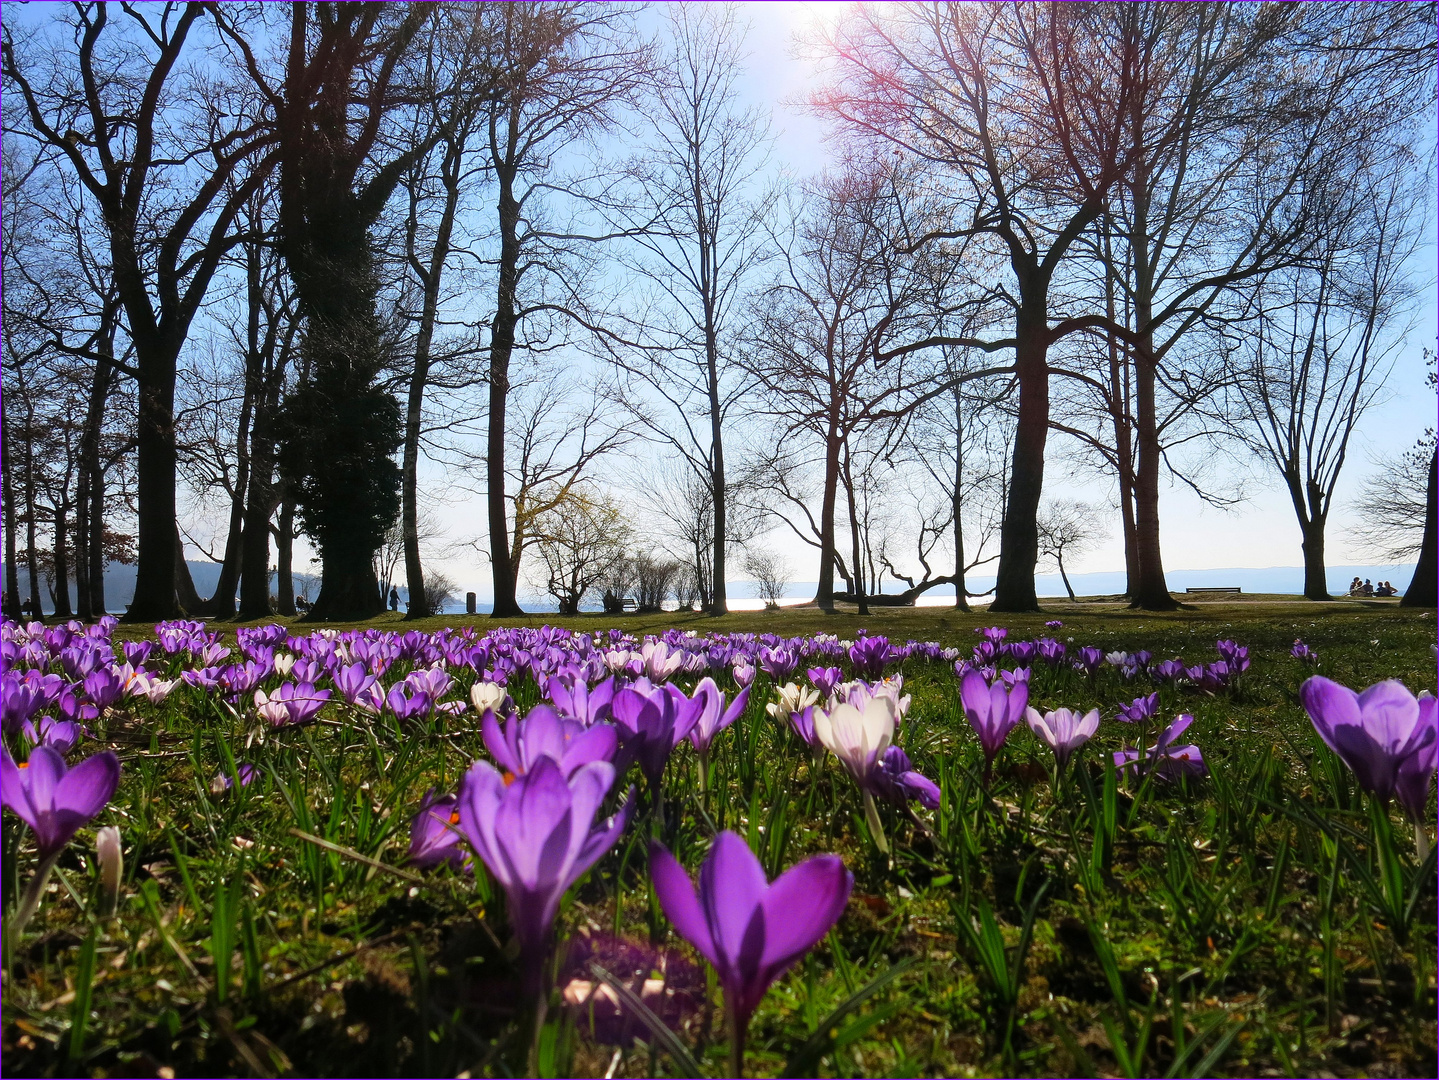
[758,854,853,974]
[650,840,718,969]
[53,752,120,820]
[1300,676,1361,754]
[1355,680,1421,750]
[698,832,768,980]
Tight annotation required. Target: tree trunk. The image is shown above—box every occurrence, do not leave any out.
[992,306,1048,612]
[174,523,204,614]
[238,415,277,620]
[707,355,728,617]
[50,499,73,619]
[487,167,523,618]
[815,424,842,613]
[952,388,970,611]
[206,372,255,620]
[1125,145,1177,612]
[75,459,92,620]
[87,457,107,618]
[1400,450,1436,607]
[275,498,296,617]
[1057,555,1076,601]
[402,140,464,621]
[2,422,20,619]
[1301,517,1330,601]
[843,450,868,616]
[23,405,43,619]
[1130,350,1178,610]
[126,333,180,620]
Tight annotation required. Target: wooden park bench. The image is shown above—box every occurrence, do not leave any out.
[1185,586,1241,595]
[621,596,638,612]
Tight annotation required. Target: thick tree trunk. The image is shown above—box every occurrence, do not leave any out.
[1130,352,1178,610]
[307,546,384,622]
[87,461,106,618]
[1126,151,1177,612]
[126,336,180,620]
[487,171,523,618]
[1301,518,1330,601]
[1400,451,1436,607]
[275,498,296,617]
[75,464,92,620]
[992,308,1048,612]
[815,425,842,613]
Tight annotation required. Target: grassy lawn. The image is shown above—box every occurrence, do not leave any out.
[3,601,1435,1077]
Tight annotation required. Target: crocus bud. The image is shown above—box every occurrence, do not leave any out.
[97,825,123,915]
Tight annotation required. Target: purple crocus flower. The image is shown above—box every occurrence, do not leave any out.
[1114,714,1207,780]
[546,674,615,727]
[1036,638,1066,666]
[482,704,617,780]
[1397,694,1437,825]
[759,646,799,681]
[2,673,46,734]
[649,832,852,1076]
[807,666,843,699]
[1291,639,1318,663]
[1300,676,1436,808]
[1116,693,1159,723]
[1,745,121,859]
[1215,640,1250,673]
[210,763,259,795]
[183,666,227,692]
[1025,707,1100,769]
[611,682,703,790]
[848,635,894,679]
[122,641,154,667]
[456,756,631,998]
[83,668,126,710]
[255,682,331,727]
[1073,647,1104,676]
[686,679,751,765]
[977,626,1008,644]
[1152,659,1185,683]
[732,658,756,688]
[384,683,432,723]
[872,746,941,809]
[959,669,1029,780]
[20,715,82,756]
[407,788,467,870]
[1044,620,1063,629]
[332,662,378,706]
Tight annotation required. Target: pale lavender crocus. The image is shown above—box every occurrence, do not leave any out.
[1300,676,1436,814]
[650,832,852,1077]
[1025,706,1100,770]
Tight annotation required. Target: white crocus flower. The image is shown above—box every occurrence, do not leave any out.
[766,682,819,721]
[813,695,900,854]
[470,681,507,715]
[274,653,297,677]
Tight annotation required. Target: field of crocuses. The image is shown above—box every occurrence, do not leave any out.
[2,608,1434,1078]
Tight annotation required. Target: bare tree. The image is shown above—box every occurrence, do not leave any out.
[471,1,648,618]
[5,3,279,619]
[818,2,1146,612]
[602,3,771,616]
[531,488,632,615]
[1037,500,1104,601]
[744,548,791,610]
[1234,151,1426,599]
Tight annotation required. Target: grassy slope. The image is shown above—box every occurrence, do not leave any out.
[3,602,1436,1078]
